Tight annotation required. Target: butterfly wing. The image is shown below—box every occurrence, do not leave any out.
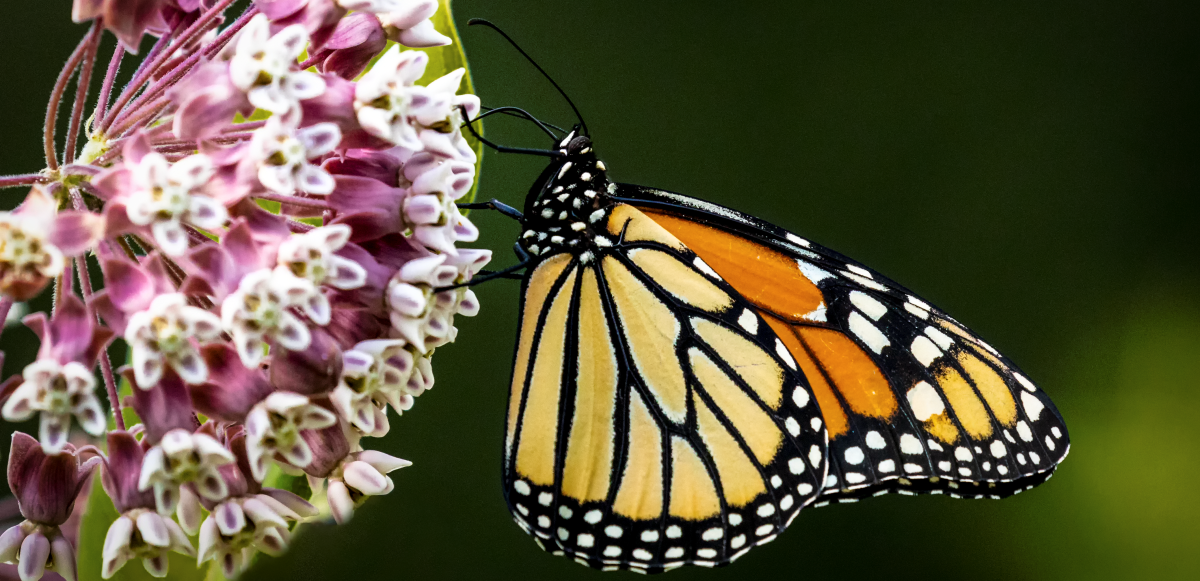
[616,185,1070,503]
[503,205,827,572]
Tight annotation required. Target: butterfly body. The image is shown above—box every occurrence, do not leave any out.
[499,131,1069,573]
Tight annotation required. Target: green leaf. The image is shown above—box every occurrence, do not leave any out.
[413,0,484,203]
[77,477,212,581]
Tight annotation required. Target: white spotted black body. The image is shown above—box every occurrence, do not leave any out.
[518,133,617,264]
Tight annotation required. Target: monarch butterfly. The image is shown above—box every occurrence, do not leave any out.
[462,20,1069,574]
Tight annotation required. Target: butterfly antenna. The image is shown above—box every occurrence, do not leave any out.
[475,106,566,139]
[460,106,562,157]
[468,18,589,137]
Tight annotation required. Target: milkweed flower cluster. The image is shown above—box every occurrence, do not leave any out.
[0,1,486,579]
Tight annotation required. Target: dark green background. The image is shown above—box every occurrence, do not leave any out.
[2,1,1198,579]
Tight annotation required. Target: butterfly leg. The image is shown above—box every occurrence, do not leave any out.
[435,256,532,291]
[458,199,524,221]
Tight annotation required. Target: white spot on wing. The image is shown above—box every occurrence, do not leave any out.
[906,381,945,421]
[797,260,833,284]
[792,386,810,408]
[1015,373,1037,392]
[847,264,873,278]
[843,271,889,292]
[785,233,811,246]
[737,309,758,334]
[693,257,720,279]
[924,326,955,351]
[844,447,865,465]
[1021,391,1045,421]
[865,431,886,449]
[905,303,931,319]
[776,339,797,370]
[899,434,923,455]
[910,335,942,367]
[850,291,887,320]
[990,440,1007,458]
[802,302,828,322]
[878,459,896,473]
[848,311,890,354]
[514,481,531,495]
[1016,420,1033,442]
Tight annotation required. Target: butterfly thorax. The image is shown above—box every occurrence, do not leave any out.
[519,134,617,262]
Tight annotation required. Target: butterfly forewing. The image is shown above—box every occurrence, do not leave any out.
[503,204,828,572]
[618,185,1070,503]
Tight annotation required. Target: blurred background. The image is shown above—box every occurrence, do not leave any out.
[2,1,1198,579]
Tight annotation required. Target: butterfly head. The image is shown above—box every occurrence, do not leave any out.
[518,130,615,260]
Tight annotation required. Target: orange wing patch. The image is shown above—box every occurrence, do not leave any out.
[645,209,897,442]
[641,209,824,319]
[761,314,895,439]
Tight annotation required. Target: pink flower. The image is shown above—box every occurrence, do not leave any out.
[309,12,387,80]
[243,391,337,480]
[0,433,101,581]
[1,296,113,452]
[249,116,341,196]
[377,0,450,48]
[331,339,431,436]
[230,14,327,114]
[0,187,103,301]
[353,46,429,149]
[72,0,168,53]
[326,450,410,524]
[385,251,486,354]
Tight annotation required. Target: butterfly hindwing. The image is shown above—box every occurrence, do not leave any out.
[503,204,828,572]
[616,185,1070,503]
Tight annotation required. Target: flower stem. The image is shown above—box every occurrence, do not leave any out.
[287,220,315,233]
[95,45,124,125]
[109,94,171,137]
[100,0,239,133]
[44,26,97,171]
[76,251,125,431]
[100,36,173,133]
[64,24,104,165]
[0,173,47,189]
[255,193,332,210]
[67,186,126,430]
